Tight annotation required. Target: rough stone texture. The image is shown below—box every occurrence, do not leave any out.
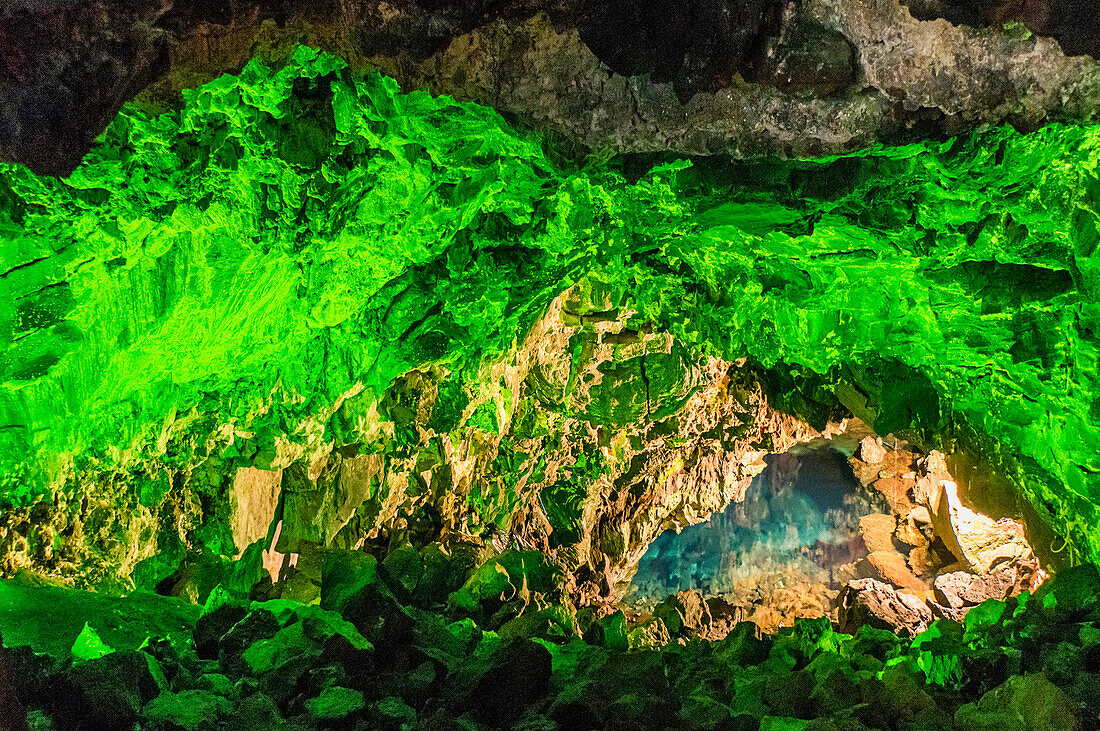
[229,467,281,555]
[0,577,199,659]
[837,577,932,637]
[0,0,170,175]
[0,47,1090,599]
[4,0,1100,173]
[0,628,27,731]
[858,436,888,465]
[905,0,1100,58]
[930,558,1044,621]
[921,451,1035,574]
[955,673,1080,731]
[5,557,1100,731]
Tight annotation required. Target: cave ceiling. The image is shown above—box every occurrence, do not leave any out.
[5,1,1100,174]
[0,31,1097,599]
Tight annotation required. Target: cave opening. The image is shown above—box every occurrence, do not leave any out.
[625,439,889,623]
[621,428,1047,633]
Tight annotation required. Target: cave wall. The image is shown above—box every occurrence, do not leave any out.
[1,49,1099,593]
[7,1,1100,174]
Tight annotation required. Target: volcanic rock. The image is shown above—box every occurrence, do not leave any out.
[53,651,164,730]
[858,436,888,465]
[456,638,553,727]
[955,673,1079,731]
[838,578,932,637]
[142,689,230,730]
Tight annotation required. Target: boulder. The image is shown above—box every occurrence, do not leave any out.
[217,610,281,675]
[859,514,896,554]
[305,685,366,722]
[448,550,565,628]
[193,604,247,660]
[499,604,578,642]
[1034,564,1100,618]
[382,545,425,599]
[455,639,552,727]
[414,541,479,607]
[582,610,629,651]
[194,672,235,698]
[838,579,932,638]
[0,629,27,731]
[142,689,230,730]
[921,456,1034,574]
[857,436,887,465]
[713,622,772,667]
[320,550,379,615]
[955,673,1078,731]
[53,651,164,729]
[332,564,415,651]
[652,590,712,637]
[373,696,418,730]
[856,663,938,728]
[233,693,284,731]
[864,550,928,594]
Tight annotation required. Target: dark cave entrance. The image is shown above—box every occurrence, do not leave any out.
[625,440,891,618]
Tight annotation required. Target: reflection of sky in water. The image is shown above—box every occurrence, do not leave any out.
[626,443,889,602]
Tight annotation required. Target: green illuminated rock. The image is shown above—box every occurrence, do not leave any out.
[1,46,1099,587]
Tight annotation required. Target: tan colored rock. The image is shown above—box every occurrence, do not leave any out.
[908,545,935,578]
[894,517,928,549]
[865,550,928,593]
[871,477,916,514]
[921,454,1033,574]
[838,578,932,638]
[860,514,897,554]
[858,436,887,464]
[230,467,282,554]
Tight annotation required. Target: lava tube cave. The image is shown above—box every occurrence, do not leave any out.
[2,3,1100,728]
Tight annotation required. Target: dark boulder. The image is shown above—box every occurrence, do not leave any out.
[453,638,553,727]
[0,629,27,731]
[217,609,281,675]
[51,651,163,730]
[193,604,248,660]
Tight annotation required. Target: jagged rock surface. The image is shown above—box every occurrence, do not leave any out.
[6,1,1100,173]
[2,50,1098,593]
[3,562,1100,730]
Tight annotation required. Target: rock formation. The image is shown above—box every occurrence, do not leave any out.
[1,45,1097,592]
[1,2,1099,727]
[6,1,1100,173]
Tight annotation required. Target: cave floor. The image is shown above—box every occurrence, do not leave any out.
[1,559,1098,730]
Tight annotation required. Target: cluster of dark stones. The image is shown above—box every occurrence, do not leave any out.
[3,545,1100,730]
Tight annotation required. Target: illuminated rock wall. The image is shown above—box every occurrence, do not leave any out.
[1,50,1098,592]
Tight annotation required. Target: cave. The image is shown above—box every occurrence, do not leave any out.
[2,2,1100,730]
[622,429,1047,635]
[625,440,891,622]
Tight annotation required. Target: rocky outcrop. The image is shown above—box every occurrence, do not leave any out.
[905,0,1100,57]
[838,578,933,637]
[0,0,170,175]
[5,0,1100,173]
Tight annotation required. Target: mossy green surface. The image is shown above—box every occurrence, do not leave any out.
[1,47,1099,564]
